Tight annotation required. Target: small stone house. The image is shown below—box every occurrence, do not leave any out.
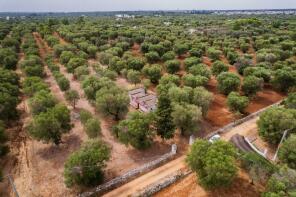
[128,88,157,113]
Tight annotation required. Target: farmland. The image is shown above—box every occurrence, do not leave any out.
[0,13,295,197]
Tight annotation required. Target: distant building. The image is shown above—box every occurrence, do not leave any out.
[128,88,157,113]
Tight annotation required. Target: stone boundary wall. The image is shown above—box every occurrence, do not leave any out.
[205,100,283,139]
[79,151,176,197]
[133,170,192,197]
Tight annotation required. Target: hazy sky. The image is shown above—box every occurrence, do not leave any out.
[0,0,296,12]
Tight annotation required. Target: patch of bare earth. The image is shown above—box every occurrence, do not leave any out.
[155,170,261,197]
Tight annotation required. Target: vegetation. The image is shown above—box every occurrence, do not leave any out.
[227,92,249,113]
[187,139,238,189]
[64,139,110,187]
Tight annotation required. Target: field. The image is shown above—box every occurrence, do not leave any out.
[0,13,295,197]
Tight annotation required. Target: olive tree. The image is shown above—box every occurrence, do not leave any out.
[217,72,241,95]
[115,112,154,150]
[257,107,296,145]
[96,86,129,120]
[172,103,202,136]
[187,139,238,189]
[64,139,110,187]
[227,92,249,114]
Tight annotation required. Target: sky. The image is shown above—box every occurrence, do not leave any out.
[0,0,296,12]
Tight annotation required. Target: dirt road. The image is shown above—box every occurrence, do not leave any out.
[103,114,260,197]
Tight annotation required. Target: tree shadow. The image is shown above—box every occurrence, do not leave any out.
[36,134,82,167]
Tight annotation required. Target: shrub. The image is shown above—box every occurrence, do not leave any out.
[183,74,208,88]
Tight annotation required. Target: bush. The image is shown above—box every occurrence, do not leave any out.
[85,118,101,138]
[64,139,110,187]
[211,61,228,76]
[217,72,241,95]
[227,92,249,113]
[162,51,176,61]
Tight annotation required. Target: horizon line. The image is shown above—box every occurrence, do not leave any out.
[1,8,296,14]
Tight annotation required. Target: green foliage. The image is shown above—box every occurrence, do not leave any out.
[127,69,141,85]
[184,57,201,70]
[65,90,79,109]
[145,51,160,63]
[227,92,249,113]
[211,61,228,76]
[142,64,162,84]
[240,152,277,184]
[172,103,202,136]
[29,90,57,115]
[188,64,211,79]
[285,92,296,109]
[207,47,222,61]
[0,48,18,70]
[23,76,48,96]
[187,139,238,189]
[242,76,263,97]
[183,74,208,88]
[165,60,180,74]
[27,104,71,145]
[79,109,93,125]
[191,87,213,116]
[174,43,189,56]
[127,57,146,71]
[272,68,296,92]
[116,112,154,150]
[257,107,296,145]
[64,139,110,187]
[0,121,8,157]
[162,51,176,61]
[155,94,175,139]
[66,58,86,73]
[96,86,129,120]
[60,51,75,64]
[82,76,114,100]
[263,166,296,197]
[53,72,70,91]
[85,118,101,138]
[217,72,241,95]
[278,135,296,169]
